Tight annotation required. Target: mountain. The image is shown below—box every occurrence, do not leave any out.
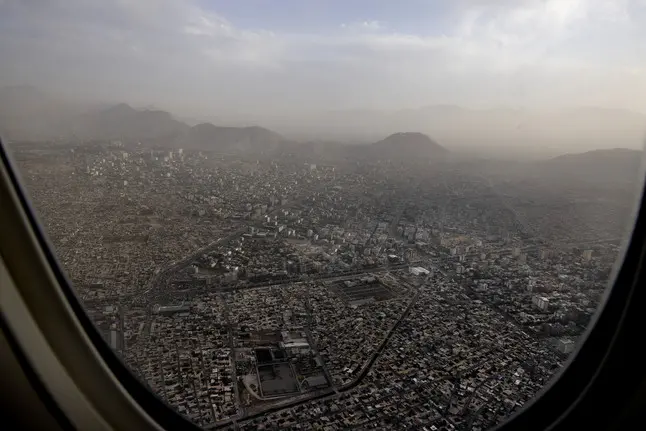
[3,85,643,159]
[69,103,189,142]
[277,132,450,162]
[72,106,287,152]
[368,132,448,161]
[0,86,285,152]
[258,106,646,159]
[537,148,643,187]
[180,123,284,153]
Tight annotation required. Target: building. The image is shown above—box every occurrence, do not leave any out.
[224,268,239,282]
[527,278,536,293]
[557,338,575,354]
[532,295,550,311]
[109,329,120,351]
[409,266,430,276]
[302,375,327,390]
[280,331,311,355]
[155,304,191,316]
[582,249,593,261]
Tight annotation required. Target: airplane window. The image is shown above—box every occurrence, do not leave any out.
[1,1,645,430]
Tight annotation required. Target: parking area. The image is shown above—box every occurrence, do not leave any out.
[327,278,395,305]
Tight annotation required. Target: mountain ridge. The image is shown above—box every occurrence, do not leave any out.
[533,147,644,187]
[368,132,448,161]
[1,86,644,159]
[0,87,287,153]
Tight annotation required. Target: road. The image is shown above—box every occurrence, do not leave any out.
[119,180,419,427]
[303,288,336,393]
[339,285,421,390]
[125,181,339,308]
[130,264,410,309]
[222,296,244,424]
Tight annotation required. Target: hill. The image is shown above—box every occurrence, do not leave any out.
[0,86,285,152]
[181,123,284,153]
[69,103,189,142]
[263,106,645,158]
[538,148,643,187]
[368,132,448,161]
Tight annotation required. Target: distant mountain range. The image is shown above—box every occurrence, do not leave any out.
[474,147,644,190]
[0,86,286,153]
[276,132,449,163]
[69,103,188,142]
[0,86,449,159]
[538,148,644,187]
[1,86,644,163]
[181,123,284,153]
[257,105,646,158]
[368,132,448,161]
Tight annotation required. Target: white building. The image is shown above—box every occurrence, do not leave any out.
[557,339,575,354]
[110,330,118,350]
[409,266,430,276]
[280,331,310,355]
[532,295,550,311]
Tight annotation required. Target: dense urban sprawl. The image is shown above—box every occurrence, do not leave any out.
[14,140,633,430]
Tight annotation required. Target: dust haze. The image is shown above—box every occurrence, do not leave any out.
[5,2,646,429]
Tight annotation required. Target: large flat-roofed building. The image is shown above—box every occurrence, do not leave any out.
[155,304,191,316]
[302,375,328,390]
[280,331,310,355]
[281,341,311,355]
[409,266,430,276]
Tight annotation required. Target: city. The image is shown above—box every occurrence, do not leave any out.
[11,138,636,430]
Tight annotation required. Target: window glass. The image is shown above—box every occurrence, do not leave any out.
[2,1,645,429]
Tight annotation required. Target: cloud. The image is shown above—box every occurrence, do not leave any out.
[183,12,285,68]
[341,20,383,31]
[0,0,644,114]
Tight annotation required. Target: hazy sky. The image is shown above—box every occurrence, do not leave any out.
[1,0,645,116]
